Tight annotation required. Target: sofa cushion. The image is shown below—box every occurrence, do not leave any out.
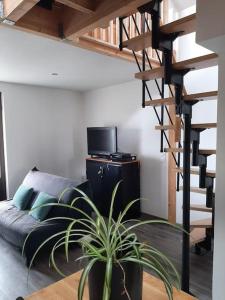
[0,200,38,248]
[29,192,57,221]
[12,185,33,210]
[47,181,92,220]
[47,188,77,219]
[0,169,92,261]
[0,200,68,253]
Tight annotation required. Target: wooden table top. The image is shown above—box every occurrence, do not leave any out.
[25,271,197,300]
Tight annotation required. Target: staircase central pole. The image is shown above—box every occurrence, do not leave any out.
[182,112,191,292]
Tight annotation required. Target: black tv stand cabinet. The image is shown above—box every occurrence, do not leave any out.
[86,158,140,219]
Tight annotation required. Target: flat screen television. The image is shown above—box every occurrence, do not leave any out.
[87,127,117,157]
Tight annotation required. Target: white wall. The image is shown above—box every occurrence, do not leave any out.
[196,0,225,53]
[213,54,225,300]
[81,80,169,218]
[211,55,225,300]
[196,1,225,298]
[0,80,169,219]
[0,82,84,197]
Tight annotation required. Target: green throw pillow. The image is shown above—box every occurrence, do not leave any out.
[29,192,57,221]
[12,185,33,210]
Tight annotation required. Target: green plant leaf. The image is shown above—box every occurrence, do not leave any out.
[78,258,98,300]
[103,257,113,300]
[140,246,181,290]
[120,256,174,300]
[65,220,77,262]
[24,184,183,300]
[108,181,122,230]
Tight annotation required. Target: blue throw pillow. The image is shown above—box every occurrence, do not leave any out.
[12,185,33,210]
[29,192,57,221]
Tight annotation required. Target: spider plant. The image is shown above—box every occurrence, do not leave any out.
[23,182,181,300]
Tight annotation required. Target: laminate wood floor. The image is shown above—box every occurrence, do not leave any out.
[0,215,212,300]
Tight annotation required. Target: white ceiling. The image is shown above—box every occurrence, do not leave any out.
[0,26,137,92]
[172,0,196,11]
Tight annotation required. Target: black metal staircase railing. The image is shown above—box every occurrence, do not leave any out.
[119,0,215,295]
[143,14,183,190]
[119,16,183,178]
[119,13,184,192]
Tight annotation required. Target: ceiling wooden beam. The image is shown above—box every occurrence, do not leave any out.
[62,0,152,39]
[1,19,159,67]
[2,0,160,66]
[56,0,95,14]
[3,0,39,22]
[15,5,61,38]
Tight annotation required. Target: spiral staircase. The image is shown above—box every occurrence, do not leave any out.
[119,0,217,293]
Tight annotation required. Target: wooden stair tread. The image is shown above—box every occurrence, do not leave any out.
[179,186,207,195]
[184,91,218,101]
[145,90,218,107]
[190,205,212,213]
[190,218,212,229]
[155,124,175,130]
[175,167,216,178]
[161,13,196,37]
[174,53,218,71]
[123,32,151,52]
[164,148,216,155]
[199,149,216,155]
[155,122,217,130]
[136,67,164,81]
[135,53,218,81]
[190,228,206,246]
[145,97,174,107]
[122,14,196,52]
[191,123,217,129]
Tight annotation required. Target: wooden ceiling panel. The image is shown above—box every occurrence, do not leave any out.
[15,5,61,38]
[2,0,159,67]
[3,0,39,22]
[56,0,95,14]
[62,0,153,39]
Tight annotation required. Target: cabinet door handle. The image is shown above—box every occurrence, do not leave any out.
[98,166,104,177]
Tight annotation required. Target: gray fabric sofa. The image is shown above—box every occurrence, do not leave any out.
[0,168,91,265]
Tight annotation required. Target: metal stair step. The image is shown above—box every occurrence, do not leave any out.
[122,13,196,52]
[145,91,218,107]
[190,218,212,229]
[164,148,216,155]
[175,167,216,178]
[135,53,218,81]
[190,205,212,213]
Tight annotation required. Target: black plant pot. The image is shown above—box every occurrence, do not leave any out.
[88,261,143,300]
